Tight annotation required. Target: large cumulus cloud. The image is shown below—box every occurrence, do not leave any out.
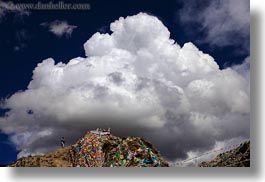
[0,13,249,162]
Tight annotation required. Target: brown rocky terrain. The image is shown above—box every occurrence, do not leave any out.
[199,141,250,167]
[9,147,72,167]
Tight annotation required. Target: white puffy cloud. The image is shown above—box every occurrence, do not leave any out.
[179,0,249,49]
[0,13,250,162]
[232,56,250,83]
[40,20,77,37]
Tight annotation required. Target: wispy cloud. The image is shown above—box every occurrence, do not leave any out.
[13,29,29,52]
[0,1,29,19]
[178,0,249,50]
[13,43,26,51]
[40,20,77,38]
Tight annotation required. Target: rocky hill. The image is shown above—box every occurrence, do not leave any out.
[199,141,250,167]
[9,129,169,167]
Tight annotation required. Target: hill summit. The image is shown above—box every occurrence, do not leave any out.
[9,129,169,167]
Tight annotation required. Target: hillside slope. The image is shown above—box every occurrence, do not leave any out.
[199,141,250,167]
[9,129,169,167]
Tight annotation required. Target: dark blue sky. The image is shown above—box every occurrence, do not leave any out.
[0,0,249,165]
